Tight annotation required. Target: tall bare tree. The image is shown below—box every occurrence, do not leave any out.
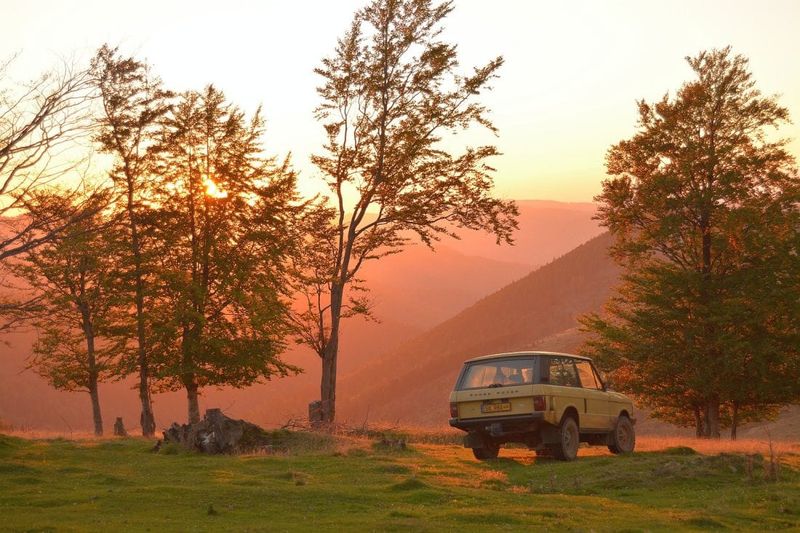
[90,46,171,437]
[0,57,96,329]
[307,0,518,423]
[0,57,94,258]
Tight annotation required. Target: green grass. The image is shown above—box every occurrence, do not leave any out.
[1,432,799,532]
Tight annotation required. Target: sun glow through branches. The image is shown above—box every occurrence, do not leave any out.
[203,178,228,199]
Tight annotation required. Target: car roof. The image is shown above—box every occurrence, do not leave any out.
[464,351,593,363]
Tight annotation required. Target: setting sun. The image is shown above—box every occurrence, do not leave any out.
[203,177,228,199]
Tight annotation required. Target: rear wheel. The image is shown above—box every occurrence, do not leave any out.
[551,416,579,461]
[472,440,500,460]
[608,415,635,454]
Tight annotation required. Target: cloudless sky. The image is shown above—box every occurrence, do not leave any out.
[4,0,799,202]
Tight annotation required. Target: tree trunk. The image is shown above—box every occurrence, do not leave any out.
[730,401,739,440]
[321,350,338,424]
[127,183,156,437]
[186,379,201,425]
[81,305,103,436]
[138,354,156,437]
[699,207,721,440]
[704,396,721,439]
[136,280,156,437]
[693,404,704,438]
[181,321,202,425]
[89,381,103,437]
[320,283,344,424]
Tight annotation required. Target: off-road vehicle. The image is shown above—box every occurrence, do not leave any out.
[449,351,635,461]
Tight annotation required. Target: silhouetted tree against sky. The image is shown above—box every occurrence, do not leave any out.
[12,190,123,436]
[582,47,800,439]
[91,45,171,437]
[308,0,518,423]
[151,86,301,424]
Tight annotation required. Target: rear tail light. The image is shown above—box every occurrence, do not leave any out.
[533,395,546,411]
[449,402,458,418]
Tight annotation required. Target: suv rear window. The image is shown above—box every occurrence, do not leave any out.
[458,357,534,389]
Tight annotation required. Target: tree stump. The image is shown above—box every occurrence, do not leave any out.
[377,437,407,450]
[113,417,127,437]
[163,408,274,454]
[308,401,324,427]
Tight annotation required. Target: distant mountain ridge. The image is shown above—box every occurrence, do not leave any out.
[447,199,598,266]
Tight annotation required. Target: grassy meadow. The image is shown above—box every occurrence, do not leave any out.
[1,431,799,532]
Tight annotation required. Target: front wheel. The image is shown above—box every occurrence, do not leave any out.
[608,415,635,454]
[472,440,500,460]
[551,416,579,461]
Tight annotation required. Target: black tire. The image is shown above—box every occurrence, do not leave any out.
[472,440,500,460]
[608,415,635,454]
[552,416,579,461]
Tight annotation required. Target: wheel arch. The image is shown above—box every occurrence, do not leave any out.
[560,405,580,427]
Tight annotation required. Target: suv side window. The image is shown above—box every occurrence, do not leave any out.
[575,360,602,390]
[548,357,580,387]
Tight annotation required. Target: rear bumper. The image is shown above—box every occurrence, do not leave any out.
[449,412,546,433]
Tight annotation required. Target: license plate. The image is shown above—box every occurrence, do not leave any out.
[481,399,511,413]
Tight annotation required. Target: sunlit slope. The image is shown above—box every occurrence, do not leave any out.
[338,232,621,425]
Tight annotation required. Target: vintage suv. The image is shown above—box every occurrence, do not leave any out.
[448,351,635,461]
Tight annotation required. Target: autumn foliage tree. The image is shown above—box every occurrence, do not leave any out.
[581,47,800,439]
[306,0,518,423]
[150,86,301,424]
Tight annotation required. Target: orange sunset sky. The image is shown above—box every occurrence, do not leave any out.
[4,0,800,202]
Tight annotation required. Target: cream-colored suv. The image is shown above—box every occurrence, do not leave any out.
[449,351,635,461]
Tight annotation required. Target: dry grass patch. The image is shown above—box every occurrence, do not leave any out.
[636,435,798,456]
